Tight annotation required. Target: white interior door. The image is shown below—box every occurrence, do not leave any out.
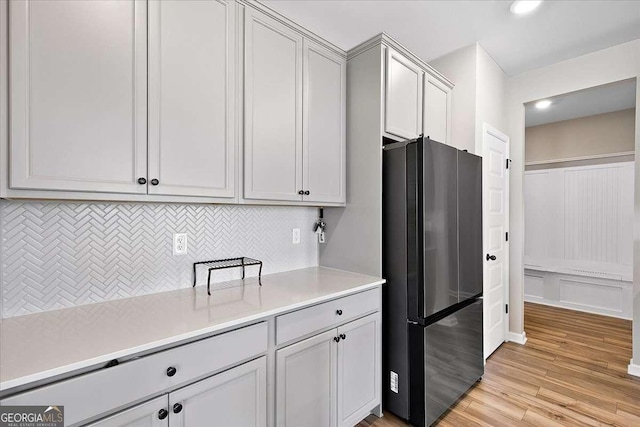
[482,124,510,359]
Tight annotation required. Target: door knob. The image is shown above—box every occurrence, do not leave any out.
[158,409,168,420]
[151,178,159,186]
[298,190,304,195]
[137,177,147,185]
[166,366,177,377]
[333,336,341,343]
[486,254,497,261]
[340,333,346,340]
[304,190,310,195]
[173,403,183,414]
[336,309,343,316]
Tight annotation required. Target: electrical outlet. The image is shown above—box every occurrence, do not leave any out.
[173,233,188,255]
[292,228,301,244]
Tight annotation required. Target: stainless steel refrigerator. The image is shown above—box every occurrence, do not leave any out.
[382,136,484,427]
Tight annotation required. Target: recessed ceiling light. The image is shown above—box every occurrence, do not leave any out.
[535,99,552,109]
[510,0,543,15]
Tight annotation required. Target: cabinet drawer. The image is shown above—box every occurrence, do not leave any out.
[1,322,267,426]
[276,289,379,345]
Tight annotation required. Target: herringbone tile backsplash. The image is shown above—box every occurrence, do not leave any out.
[0,201,318,318]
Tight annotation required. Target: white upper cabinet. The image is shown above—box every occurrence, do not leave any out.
[243,7,346,205]
[423,75,451,145]
[385,48,424,140]
[147,0,236,198]
[244,8,304,201]
[4,1,346,205]
[9,0,148,194]
[303,40,346,204]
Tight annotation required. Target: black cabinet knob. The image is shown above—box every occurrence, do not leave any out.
[486,254,497,261]
[340,333,346,340]
[166,366,177,377]
[137,177,147,185]
[298,190,304,195]
[173,403,183,414]
[158,409,168,420]
[333,336,340,343]
[151,178,159,186]
[304,190,310,195]
[336,309,343,316]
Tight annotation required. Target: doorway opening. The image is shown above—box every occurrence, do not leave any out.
[523,79,636,320]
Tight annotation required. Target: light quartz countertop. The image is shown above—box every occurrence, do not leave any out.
[0,267,384,393]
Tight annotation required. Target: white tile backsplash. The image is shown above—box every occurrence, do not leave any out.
[0,201,318,318]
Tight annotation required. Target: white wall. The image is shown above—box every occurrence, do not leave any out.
[505,39,640,373]
[429,44,478,153]
[475,46,508,153]
[430,43,508,156]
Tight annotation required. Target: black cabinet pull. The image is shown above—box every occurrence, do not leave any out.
[304,190,310,195]
[336,309,343,316]
[173,403,183,414]
[158,409,168,420]
[486,254,497,261]
[333,336,341,343]
[298,190,304,195]
[166,366,177,377]
[340,333,346,340]
[151,178,159,186]
[137,177,147,185]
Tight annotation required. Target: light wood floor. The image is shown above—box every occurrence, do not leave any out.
[358,302,640,427]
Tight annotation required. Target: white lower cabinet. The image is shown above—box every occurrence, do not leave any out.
[337,314,380,427]
[276,313,381,427]
[89,357,267,427]
[276,329,337,427]
[88,396,169,427]
[169,357,267,427]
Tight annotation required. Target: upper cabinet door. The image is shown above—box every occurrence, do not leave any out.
[9,0,147,194]
[148,0,235,198]
[385,48,423,140]
[244,9,303,201]
[336,313,381,427]
[423,75,451,145]
[302,41,346,204]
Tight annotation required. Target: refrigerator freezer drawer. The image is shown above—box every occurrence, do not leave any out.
[424,299,483,426]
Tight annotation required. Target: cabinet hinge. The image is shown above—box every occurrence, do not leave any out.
[506,232,509,242]
[505,304,509,314]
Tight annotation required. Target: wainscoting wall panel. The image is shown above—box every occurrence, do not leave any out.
[524,161,633,318]
[525,161,634,268]
[0,201,318,318]
[524,269,632,319]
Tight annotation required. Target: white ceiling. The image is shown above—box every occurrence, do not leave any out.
[263,0,640,76]
[525,79,637,127]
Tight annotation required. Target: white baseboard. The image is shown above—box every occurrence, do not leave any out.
[628,359,640,378]
[524,295,631,320]
[507,331,527,345]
